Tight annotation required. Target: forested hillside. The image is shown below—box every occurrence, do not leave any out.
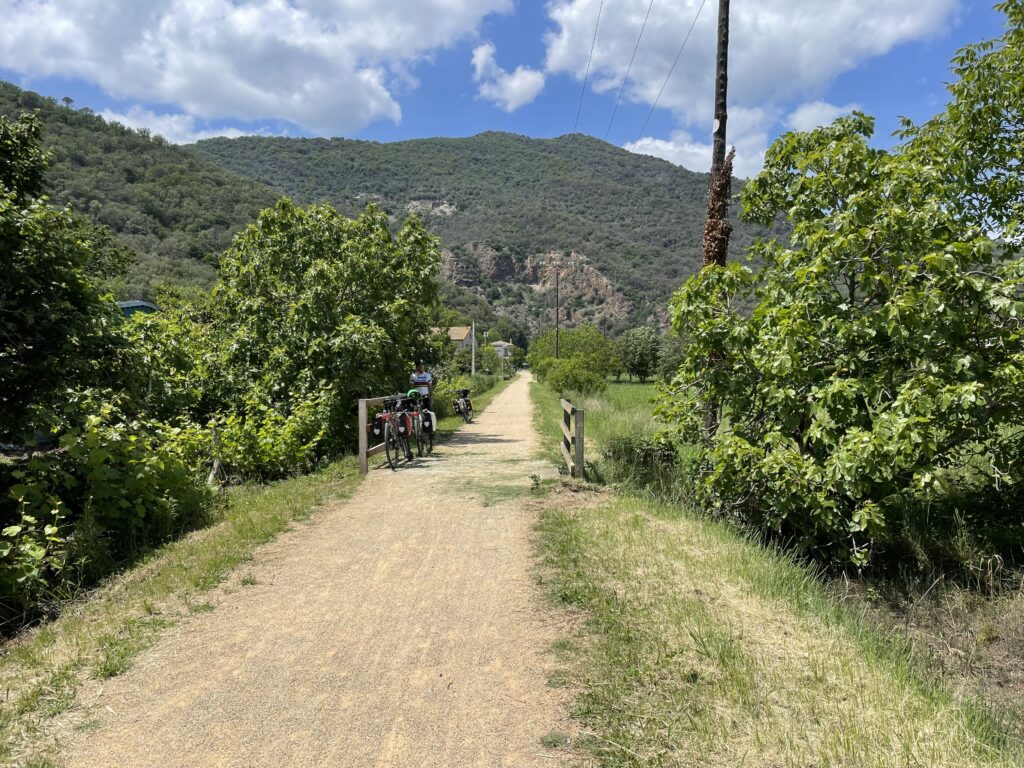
[192,132,772,332]
[1,79,768,330]
[0,82,278,299]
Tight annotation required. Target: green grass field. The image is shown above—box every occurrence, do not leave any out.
[531,379,661,474]
[529,377,1024,766]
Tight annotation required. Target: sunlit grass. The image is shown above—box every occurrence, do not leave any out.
[538,495,1021,767]
[530,378,668,482]
[529,376,1022,765]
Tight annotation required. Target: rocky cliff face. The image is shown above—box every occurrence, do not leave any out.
[441,244,635,333]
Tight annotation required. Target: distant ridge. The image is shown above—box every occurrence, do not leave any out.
[0,81,277,299]
[192,130,769,332]
[1,77,768,330]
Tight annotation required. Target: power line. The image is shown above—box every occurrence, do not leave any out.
[635,0,707,142]
[604,0,656,141]
[573,0,605,133]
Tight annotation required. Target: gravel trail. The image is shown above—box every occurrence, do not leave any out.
[63,374,572,767]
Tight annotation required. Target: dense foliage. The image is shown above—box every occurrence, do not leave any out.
[0,82,278,300]
[0,114,128,441]
[660,6,1024,569]
[1,112,443,627]
[528,325,615,395]
[2,113,210,624]
[192,131,774,332]
[615,326,660,383]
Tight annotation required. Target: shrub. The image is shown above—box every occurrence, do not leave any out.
[604,434,679,474]
[527,325,615,376]
[659,26,1024,570]
[213,394,327,482]
[1,395,210,627]
[545,357,607,396]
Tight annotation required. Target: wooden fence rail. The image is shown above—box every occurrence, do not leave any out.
[358,396,396,475]
[560,398,585,479]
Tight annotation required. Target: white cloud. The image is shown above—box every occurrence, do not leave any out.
[0,0,512,135]
[98,106,250,144]
[786,100,861,132]
[625,108,771,180]
[472,42,545,112]
[545,0,958,173]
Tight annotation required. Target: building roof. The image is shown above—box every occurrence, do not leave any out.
[490,340,515,348]
[447,326,472,341]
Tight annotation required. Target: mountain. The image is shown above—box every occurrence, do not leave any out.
[0,82,278,299]
[191,132,771,333]
[2,78,770,333]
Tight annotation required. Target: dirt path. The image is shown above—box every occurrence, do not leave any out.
[62,374,573,767]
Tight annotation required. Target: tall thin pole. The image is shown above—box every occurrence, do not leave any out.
[471,321,476,376]
[554,268,560,359]
[709,0,730,183]
[701,0,732,434]
[702,0,733,270]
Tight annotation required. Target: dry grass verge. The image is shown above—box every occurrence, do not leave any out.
[537,493,1023,767]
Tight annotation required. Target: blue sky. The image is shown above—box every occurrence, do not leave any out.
[0,1,1008,177]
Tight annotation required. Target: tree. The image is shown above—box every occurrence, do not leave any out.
[209,200,441,450]
[527,324,615,375]
[546,357,607,396]
[616,326,660,382]
[477,345,501,376]
[659,8,1024,567]
[0,113,127,441]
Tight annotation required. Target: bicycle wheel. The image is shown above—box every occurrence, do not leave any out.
[384,418,400,470]
[463,402,474,423]
[414,414,425,457]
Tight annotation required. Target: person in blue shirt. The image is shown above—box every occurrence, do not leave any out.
[409,361,434,410]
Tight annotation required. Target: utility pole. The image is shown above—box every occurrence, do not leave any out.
[539,252,580,358]
[471,320,476,376]
[554,268,560,358]
[709,0,730,186]
[702,0,733,435]
[702,0,734,270]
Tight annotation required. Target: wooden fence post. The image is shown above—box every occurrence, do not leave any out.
[358,398,368,476]
[574,408,585,480]
[559,399,585,479]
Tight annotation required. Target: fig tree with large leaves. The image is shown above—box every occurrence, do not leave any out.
[660,1,1024,568]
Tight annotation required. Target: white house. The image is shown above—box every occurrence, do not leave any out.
[490,340,515,359]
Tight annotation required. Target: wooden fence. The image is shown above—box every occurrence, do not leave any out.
[560,398,585,479]
[358,396,394,475]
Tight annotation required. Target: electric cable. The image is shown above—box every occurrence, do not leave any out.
[604,0,656,141]
[573,0,605,133]
[635,0,707,142]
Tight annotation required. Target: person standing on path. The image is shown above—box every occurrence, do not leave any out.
[409,361,434,410]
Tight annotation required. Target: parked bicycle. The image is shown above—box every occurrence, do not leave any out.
[372,392,435,470]
[453,388,473,423]
[372,397,411,470]
[403,389,434,457]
